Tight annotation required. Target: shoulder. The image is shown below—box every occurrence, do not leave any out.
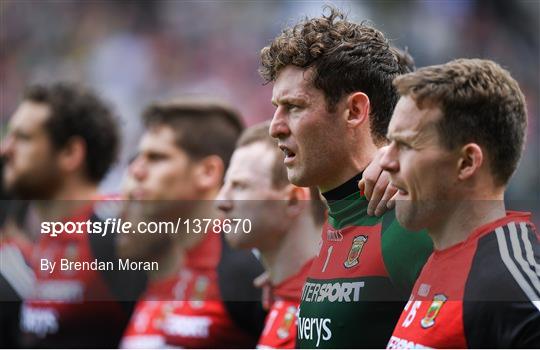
[463,221,540,348]
[379,210,433,293]
[466,221,540,301]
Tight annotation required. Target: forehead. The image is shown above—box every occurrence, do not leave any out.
[10,101,50,131]
[388,96,441,137]
[272,66,318,101]
[139,125,178,151]
[227,142,275,181]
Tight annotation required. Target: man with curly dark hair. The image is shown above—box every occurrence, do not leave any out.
[2,83,145,348]
[261,7,432,348]
[3,83,118,199]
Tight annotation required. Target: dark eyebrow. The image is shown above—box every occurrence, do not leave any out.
[386,130,414,144]
[272,96,307,107]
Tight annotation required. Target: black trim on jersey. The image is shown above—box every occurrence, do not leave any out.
[321,173,363,202]
[217,234,266,343]
[0,275,21,348]
[463,223,540,348]
[496,223,540,299]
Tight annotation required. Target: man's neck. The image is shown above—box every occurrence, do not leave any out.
[35,179,99,220]
[318,144,376,193]
[147,243,184,281]
[260,215,320,285]
[174,199,219,250]
[429,195,506,250]
[52,177,99,201]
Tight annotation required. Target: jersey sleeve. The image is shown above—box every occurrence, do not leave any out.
[464,301,540,347]
[463,222,540,347]
[217,235,267,339]
[380,211,433,296]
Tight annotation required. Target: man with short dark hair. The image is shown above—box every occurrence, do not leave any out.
[382,58,540,348]
[119,98,266,348]
[3,83,118,200]
[262,7,432,348]
[1,82,144,348]
[217,121,326,348]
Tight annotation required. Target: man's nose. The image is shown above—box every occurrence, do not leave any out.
[379,143,399,173]
[0,135,14,158]
[269,108,290,140]
[129,157,147,181]
[215,186,233,213]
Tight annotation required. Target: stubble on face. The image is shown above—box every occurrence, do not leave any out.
[388,97,458,231]
[272,66,347,191]
[3,102,63,199]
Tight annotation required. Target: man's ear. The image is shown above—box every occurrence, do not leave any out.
[346,92,370,128]
[457,143,484,181]
[193,155,224,191]
[285,185,310,217]
[58,136,87,174]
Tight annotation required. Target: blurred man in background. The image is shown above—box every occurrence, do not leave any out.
[217,121,326,348]
[1,83,145,348]
[0,157,33,348]
[262,6,432,348]
[118,99,267,348]
[383,59,540,348]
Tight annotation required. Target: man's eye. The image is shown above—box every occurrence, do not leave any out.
[232,181,247,190]
[147,154,167,161]
[285,104,300,111]
[397,142,411,150]
[14,131,31,141]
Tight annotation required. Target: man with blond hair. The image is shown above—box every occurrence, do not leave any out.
[217,121,326,348]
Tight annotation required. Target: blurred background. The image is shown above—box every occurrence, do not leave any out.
[1,0,538,201]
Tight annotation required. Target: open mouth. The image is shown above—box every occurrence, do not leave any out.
[391,182,409,197]
[279,145,296,164]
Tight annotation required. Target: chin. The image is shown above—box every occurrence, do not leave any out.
[225,234,245,250]
[287,169,315,188]
[395,206,416,230]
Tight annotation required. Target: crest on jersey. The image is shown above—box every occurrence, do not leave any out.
[420,294,447,329]
[344,235,368,268]
[277,306,297,339]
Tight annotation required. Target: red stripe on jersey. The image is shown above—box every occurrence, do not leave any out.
[388,211,533,349]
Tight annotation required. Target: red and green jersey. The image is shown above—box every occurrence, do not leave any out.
[20,201,144,348]
[388,212,540,349]
[120,275,179,349]
[296,174,433,348]
[257,260,313,349]
[162,233,258,348]
[122,232,264,348]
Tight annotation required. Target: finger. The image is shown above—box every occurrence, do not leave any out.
[386,192,398,210]
[253,271,270,288]
[362,169,379,201]
[362,151,386,200]
[363,178,374,201]
[358,179,365,196]
[374,183,398,217]
[367,173,390,216]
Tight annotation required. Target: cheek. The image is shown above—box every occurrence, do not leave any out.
[23,146,54,173]
[154,164,189,191]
